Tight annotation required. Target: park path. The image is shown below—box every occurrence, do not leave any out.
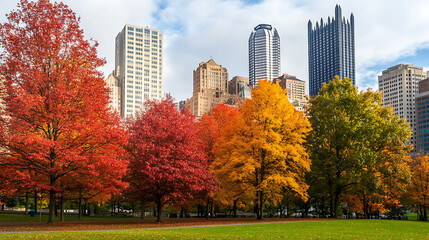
[0,218,339,234]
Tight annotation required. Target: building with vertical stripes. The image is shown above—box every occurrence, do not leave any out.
[249,24,280,87]
[308,5,355,97]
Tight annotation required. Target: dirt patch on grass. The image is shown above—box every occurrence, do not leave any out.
[0,217,337,232]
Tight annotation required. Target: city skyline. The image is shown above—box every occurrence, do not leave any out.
[1,0,429,101]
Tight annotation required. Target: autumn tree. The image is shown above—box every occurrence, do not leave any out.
[306,76,411,218]
[406,156,429,221]
[0,0,127,223]
[212,79,311,219]
[126,96,217,222]
[197,104,243,216]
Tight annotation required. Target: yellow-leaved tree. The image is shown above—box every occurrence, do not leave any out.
[212,79,311,219]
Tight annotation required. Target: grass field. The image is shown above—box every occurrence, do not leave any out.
[0,213,141,222]
[1,220,428,239]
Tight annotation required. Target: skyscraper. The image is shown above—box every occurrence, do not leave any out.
[308,5,355,97]
[248,24,280,87]
[114,24,163,118]
[416,77,429,155]
[185,59,229,117]
[378,64,429,151]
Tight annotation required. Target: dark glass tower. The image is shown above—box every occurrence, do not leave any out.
[249,24,280,88]
[308,5,355,97]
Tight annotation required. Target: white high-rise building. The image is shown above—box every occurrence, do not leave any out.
[248,24,280,87]
[115,24,163,118]
[378,64,429,151]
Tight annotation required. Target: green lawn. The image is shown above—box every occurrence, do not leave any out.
[1,220,428,239]
[406,213,418,220]
[0,213,140,222]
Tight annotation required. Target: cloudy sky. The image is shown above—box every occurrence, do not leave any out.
[1,0,429,101]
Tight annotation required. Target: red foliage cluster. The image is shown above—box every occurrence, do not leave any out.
[126,96,217,222]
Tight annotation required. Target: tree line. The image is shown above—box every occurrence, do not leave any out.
[0,0,428,223]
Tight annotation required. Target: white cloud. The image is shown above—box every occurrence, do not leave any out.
[2,0,429,101]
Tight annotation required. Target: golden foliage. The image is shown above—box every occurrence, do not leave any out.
[211,79,311,217]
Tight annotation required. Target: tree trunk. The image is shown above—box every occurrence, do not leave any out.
[34,190,38,214]
[48,188,56,223]
[78,197,82,219]
[25,192,29,215]
[156,195,162,223]
[140,201,145,219]
[333,192,339,218]
[60,196,64,222]
[257,191,263,220]
[424,204,427,221]
[55,197,59,217]
[197,204,200,218]
[84,199,88,216]
[180,207,184,218]
[233,200,237,218]
[205,199,209,220]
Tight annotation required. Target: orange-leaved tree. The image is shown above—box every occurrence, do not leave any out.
[198,104,241,217]
[406,156,429,221]
[0,0,127,223]
[212,79,311,219]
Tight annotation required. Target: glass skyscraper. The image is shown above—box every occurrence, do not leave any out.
[249,24,280,88]
[308,5,355,97]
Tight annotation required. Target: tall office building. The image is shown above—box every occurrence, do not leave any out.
[273,74,307,111]
[186,59,228,117]
[248,24,280,87]
[378,64,429,151]
[416,78,429,155]
[115,24,163,118]
[308,5,355,97]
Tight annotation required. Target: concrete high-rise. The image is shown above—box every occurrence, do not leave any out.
[308,5,355,97]
[249,24,280,87]
[105,72,121,114]
[114,24,163,118]
[273,74,307,111]
[379,64,429,151]
[186,59,229,117]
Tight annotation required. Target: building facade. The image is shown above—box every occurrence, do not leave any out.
[228,76,249,95]
[273,74,307,111]
[308,5,355,97]
[186,59,229,117]
[379,64,429,151]
[416,78,429,154]
[115,24,163,118]
[249,24,280,87]
[105,72,121,114]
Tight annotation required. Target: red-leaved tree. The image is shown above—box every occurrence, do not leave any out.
[0,0,127,223]
[126,96,217,222]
